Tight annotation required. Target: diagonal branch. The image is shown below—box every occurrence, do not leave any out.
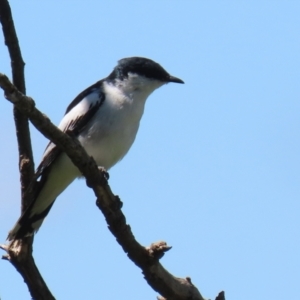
[0,73,207,300]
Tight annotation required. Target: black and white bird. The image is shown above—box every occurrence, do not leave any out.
[8,57,184,240]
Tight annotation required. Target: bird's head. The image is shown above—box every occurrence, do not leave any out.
[107,57,184,94]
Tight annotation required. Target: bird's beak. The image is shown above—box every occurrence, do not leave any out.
[168,75,184,84]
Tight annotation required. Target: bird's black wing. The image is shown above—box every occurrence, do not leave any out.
[65,80,104,114]
[36,80,105,177]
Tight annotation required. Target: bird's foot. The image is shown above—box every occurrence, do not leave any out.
[98,166,109,180]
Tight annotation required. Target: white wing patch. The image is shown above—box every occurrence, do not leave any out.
[58,90,101,132]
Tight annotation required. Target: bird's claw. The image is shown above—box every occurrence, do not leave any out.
[98,166,109,180]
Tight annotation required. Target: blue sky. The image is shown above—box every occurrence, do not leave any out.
[1,1,299,299]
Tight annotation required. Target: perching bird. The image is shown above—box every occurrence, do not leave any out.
[8,57,184,240]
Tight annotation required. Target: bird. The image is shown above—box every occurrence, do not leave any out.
[8,56,184,240]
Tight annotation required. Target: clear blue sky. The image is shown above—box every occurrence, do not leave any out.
[1,1,299,299]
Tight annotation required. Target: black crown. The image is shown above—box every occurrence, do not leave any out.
[108,57,171,82]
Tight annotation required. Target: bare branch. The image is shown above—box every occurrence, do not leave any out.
[0,0,34,209]
[0,74,206,300]
[2,238,55,300]
[0,2,54,298]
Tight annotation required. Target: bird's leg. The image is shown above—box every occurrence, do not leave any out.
[98,166,109,180]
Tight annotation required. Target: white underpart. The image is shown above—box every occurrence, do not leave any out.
[29,74,164,217]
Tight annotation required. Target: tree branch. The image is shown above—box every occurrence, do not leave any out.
[0,0,35,210]
[1,238,56,300]
[0,1,54,299]
[0,73,207,300]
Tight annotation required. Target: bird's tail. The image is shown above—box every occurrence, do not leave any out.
[7,194,56,240]
[7,153,78,240]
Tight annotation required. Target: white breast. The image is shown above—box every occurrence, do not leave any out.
[78,80,150,169]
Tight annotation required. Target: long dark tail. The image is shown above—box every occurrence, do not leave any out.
[7,153,78,240]
[7,198,55,240]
